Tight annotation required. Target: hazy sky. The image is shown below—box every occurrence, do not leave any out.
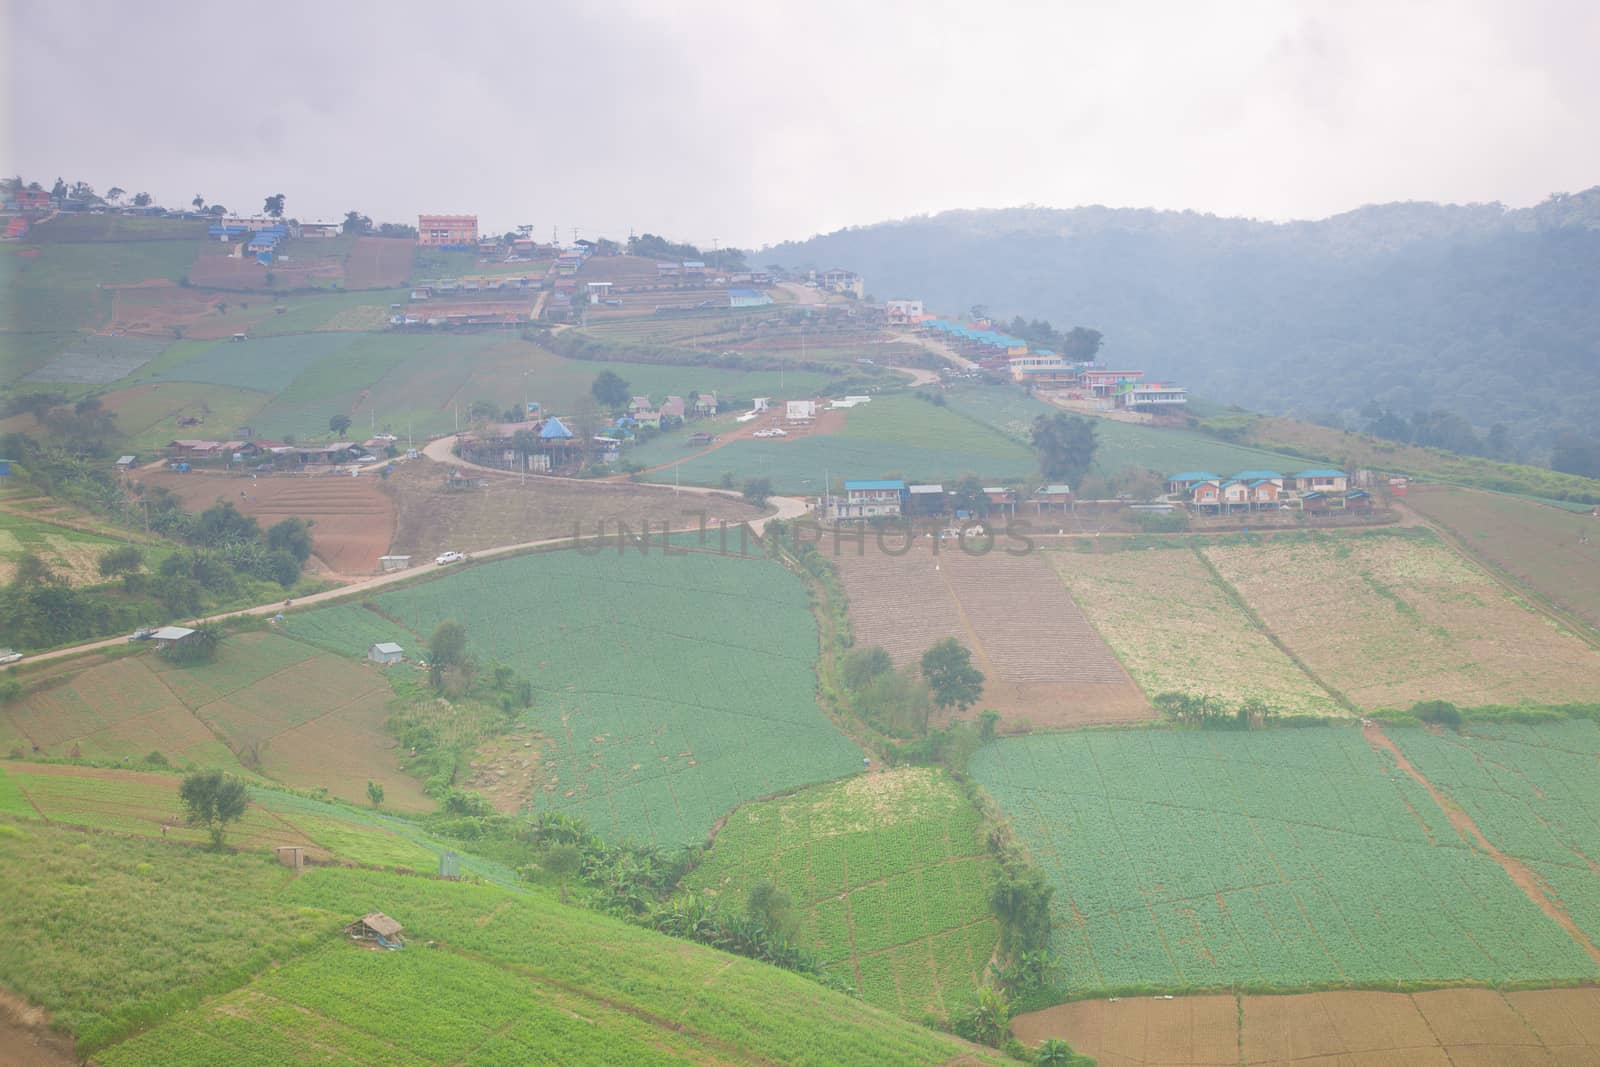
[5,0,1597,248]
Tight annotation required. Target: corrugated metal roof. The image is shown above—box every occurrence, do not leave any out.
[844,479,905,491]
[1296,469,1348,478]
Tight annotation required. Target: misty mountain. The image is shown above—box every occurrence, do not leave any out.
[766,189,1600,456]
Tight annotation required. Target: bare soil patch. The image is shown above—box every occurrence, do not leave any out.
[382,458,762,560]
[835,538,1151,728]
[141,470,395,575]
[464,730,544,814]
[1014,988,1600,1066]
[102,282,282,339]
[345,237,415,288]
[185,242,345,291]
[0,993,77,1067]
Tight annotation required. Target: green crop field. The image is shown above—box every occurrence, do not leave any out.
[682,767,999,1019]
[0,822,1001,1063]
[1388,720,1600,949]
[1406,485,1600,631]
[0,510,162,587]
[643,393,1039,492]
[284,548,864,845]
[147,331,364,394]
[970,728,1598,995]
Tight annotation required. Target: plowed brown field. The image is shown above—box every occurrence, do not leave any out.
[1013,988,1600,1066]
[835,539,1151,728]
[345,237,415,288]
[142,470,394,574]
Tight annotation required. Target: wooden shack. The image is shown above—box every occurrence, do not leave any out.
[345,912,405,949]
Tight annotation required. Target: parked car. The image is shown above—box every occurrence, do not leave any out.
[0,649,22,666]
[435,551,465,566]
[355,454,378,463]
[128,627,157,642]
[602,298,623,306]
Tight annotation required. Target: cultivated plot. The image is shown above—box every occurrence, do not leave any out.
[682,767,999,1019]
[0,633,428,810]
[1204,532,1600,710]
[0,511,159,588]
[287,548,864,846]
[1388,720,1600,951]
[1048,545,1346,715]
[970,728,1598,995]
[1407,484,1600,631]
[20,335,165,384]
[836,539,1151,727]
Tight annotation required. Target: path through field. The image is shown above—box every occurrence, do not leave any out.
[1364,722,1600,968]
[1013,987,1600,1066]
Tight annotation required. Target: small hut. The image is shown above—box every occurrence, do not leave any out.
[346,912,405,949]
[368,642,404,665]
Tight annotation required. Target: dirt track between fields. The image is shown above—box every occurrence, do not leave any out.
[1364,722,1600,969]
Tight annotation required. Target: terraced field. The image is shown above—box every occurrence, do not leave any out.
[1048,544,1346,715]
[971,727,1599,995]
[1407,484,1600,631]
[1204,531,1600,710]
[836,539,1151,727]
[141,470,395,574]
[0,511,162,588]
[682,767,999,1019]
[283,548,864,846]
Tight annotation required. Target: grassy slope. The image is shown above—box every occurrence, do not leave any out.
[0,820,1000,1064]
[682,767,1000,1020]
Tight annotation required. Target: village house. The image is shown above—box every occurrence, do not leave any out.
[907,484,946,515]
[1033,484,1075,512]
[885,298,924,325]
[151,626,195,651]
[693,392,719,416]
[829,480,907,521]
[1289,469,1350,493]
[728,288,773,308]
[417,214,478,248]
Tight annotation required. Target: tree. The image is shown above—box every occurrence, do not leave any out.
[1034,1038,1076,1066]
[366,780,385,808]
[106,186,125,203]
[991,867,1054,956]
[266,549,302,587]
[948,474,988,516]
[342,210,373,236]
[542,843,583,903]
[590,370,630,411]
[97,545,144,579]
[840,645,892,692]
[179,769,249,848]
[1029,413,1098,486]
[132,191,152,207]
[192,193,205,210]
[263,193,286,218]
[328,413,352,437]
[746,881,798,940]
[428,620,468,690]
[742,477,772,507]
[51,177,67,200]
[921,638,984,713]
[1552,432,1600,479]
[954,983,1012,1048]
[1058,326,1103,362]
[266,518,314,563]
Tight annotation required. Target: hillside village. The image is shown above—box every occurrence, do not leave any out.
[4,174,1600,1067]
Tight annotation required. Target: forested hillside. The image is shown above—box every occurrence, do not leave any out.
[767,188,1600,462]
